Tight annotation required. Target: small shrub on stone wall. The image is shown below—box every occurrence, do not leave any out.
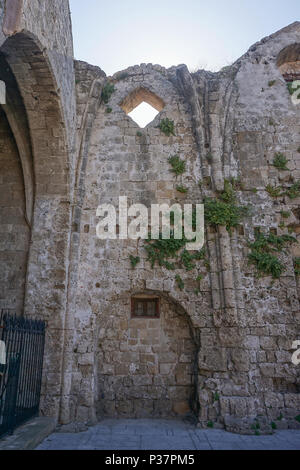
[129,255,140,269]
[273,153,289,171]
[101,83,115,104]
[248,231,297,279]
[266,184,282,198]
[176,185,188,193]
[204,180,249,232]
[168,155,186,176]
[285,181,300,199]
[159,118,175,136]
[280,210,291,219]
[175,274,184,290]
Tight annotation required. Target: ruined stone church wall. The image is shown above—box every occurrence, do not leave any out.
[70,25,300,433]
[230,25,300,430]
[191,23,300,432]
[0,0,298,433]
[71,63,211,423]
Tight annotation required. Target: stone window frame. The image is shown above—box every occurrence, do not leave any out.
[120,87,165,116]
[131,296,160,319]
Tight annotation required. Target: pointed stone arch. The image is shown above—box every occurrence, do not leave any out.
[0,32,73,421]
[120,87,165,115]
[120,86,165,127]
[94,289,200,420]
[0,51,34,225]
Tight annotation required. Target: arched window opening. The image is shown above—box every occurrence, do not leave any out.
[120,87,165,128]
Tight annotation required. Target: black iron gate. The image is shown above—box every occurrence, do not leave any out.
[0,310,46,438]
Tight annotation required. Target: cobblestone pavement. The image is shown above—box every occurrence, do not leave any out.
[36,419,300,450]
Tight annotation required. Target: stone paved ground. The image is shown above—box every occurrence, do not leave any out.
[36,419,300,450]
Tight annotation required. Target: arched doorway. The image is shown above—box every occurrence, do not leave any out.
[0,106,30,314]
[96,293,198,419]
[0,48,34,316]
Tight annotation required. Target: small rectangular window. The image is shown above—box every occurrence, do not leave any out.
[131,297,160,318]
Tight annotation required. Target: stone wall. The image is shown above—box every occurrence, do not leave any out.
[71,63,208,424]
[0,108,29,314]
[0,0,298,434]
[70,23,300,433]
[0,0,76,421]
[96,296,196,419]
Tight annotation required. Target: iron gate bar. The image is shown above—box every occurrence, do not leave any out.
[0,311,46,438]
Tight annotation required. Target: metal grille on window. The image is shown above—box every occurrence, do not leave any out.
[131,298,160,318]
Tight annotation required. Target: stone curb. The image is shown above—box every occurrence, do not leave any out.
[0,417,56,451]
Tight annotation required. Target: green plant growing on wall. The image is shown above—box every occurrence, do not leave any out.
[204,181,249,232]
[144,233,186,269]
[295,415,300,423]
[219,179,237,203]
[268,80,276,87]
[207,421,214,428]
[251,422,260,431]
[180,249,196,271]
[129,255,140,269]
[284,181,300,199]
[168,155,186,176]
[248,231,297,279]
[101,83,115,104]
[229,177,244,191]
[175,274,184,290]
[136,131,143,137]
[159,118,175,136]
[206,153,213,163]
[280,210,291,219]
[193,248,206,261]
[273,153,289,170]
[294,258,300,275]
[266,184,282,198]
[176,185,188,194]
[144,231,204,271]
[106,107,112,114]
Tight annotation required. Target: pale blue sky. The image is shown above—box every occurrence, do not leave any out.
[69,0,300,76]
